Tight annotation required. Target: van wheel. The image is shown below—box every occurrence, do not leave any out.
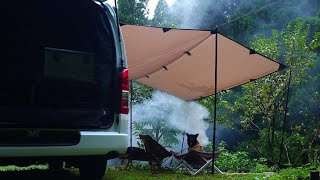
[79,156,107,179]
[48,161,64,170]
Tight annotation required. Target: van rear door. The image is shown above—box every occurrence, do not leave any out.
[1,0,120,129]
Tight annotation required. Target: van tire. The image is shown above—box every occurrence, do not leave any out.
[48,161,64,170]
[79,156,107,179]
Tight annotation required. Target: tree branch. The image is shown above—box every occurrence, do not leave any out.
[292,130,319,166]
[283,142,291,165]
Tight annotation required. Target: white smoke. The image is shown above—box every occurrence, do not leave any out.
[169,0,228,29]
[168,100,210,146]
[173,0,198,29]
[132,91,209,146]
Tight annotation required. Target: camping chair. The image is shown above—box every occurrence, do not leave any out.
[118,134,173,171]
[171,150,223,175]
[118,146,154,166]
[138,134,173,168]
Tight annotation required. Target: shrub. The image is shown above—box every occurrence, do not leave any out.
[269,168,310,180]
[215,141,277,173]
[251,163,277,173]
[216,141,253,172]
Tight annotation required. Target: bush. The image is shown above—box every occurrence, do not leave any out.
[251,162,277,173]
[269,168,310,180]
[216,141,253,172]
[215,141,277,173]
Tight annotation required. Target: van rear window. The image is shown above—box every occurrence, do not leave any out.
[44,48,96,83]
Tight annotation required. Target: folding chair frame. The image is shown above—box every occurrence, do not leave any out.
[171,150,223,175]
[139,134,173,167]
[118,134,175,173]
[174,157,223,175]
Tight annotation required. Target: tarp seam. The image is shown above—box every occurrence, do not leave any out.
[129,34,209,69]
[188,66,283,101]
[136,34,212,80]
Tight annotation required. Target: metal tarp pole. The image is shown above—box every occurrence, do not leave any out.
[278,69,292,169]
[129,80,133,165]
[212,28,218,175]
[130,80,133,148]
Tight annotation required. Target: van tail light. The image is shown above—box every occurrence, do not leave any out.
[121,69,129,114]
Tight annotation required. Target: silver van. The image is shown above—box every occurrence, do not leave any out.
[1,0,129,178]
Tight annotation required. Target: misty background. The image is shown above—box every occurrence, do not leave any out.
[113,0,320,168]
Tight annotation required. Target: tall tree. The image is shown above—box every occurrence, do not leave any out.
[223,0,320,44]
[151,0,170,27]
[220,18,320,166]
[169,0,237,29]
[118,0,150,25]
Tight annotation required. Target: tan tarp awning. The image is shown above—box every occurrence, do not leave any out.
[121,25,284,100]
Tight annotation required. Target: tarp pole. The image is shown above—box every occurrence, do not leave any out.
[129,80,133,165]
[212,28,218,175]
[278,69,292,169]
[130,80,133,148]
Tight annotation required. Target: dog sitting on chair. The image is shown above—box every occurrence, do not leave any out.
[186,133,205,152]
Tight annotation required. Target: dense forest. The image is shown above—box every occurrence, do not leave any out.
[117,0,320,171]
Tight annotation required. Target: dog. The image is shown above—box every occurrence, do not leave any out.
[186,133,205,152]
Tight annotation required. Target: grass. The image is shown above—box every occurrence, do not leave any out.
[0,165,79,180]
[0,165,272,180]
[0,165,47,171]
[107,168,270,180]
[0,164,314,180]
